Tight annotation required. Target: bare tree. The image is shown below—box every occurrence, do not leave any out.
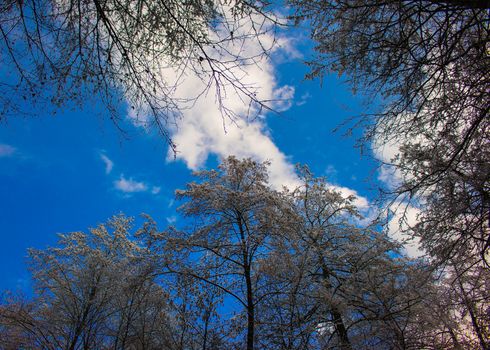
[257,233,320,350]
[167,159,466,350]
[168,156,291,350]
[284,166,424,350]
[0,0,277,152]
[289,0,489,265]
[0,215,177,350]
[284,4,489,342]
[440,257,490,349]
[252,165,433,350]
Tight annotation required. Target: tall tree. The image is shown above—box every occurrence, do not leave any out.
[0,215,176,349]
[170,156,290,350]
[261,167,432,349]
[279,166,430,350]
[290,0,489,265]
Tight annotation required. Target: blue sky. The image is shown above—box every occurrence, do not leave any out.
[0,25,384,293]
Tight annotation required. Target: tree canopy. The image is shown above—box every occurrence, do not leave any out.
[289,0,489,265]
[2,157,488,349]
[0,0,276,151]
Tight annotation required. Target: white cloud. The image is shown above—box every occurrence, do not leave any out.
[272,85,295,112]
[114,175,148,193]
[386,203,424,258]
[372,134,404,190]
[113,174,163,197]
[0,143,16,157]
[126,8,370,210]
[374,142,425,257]
[271,32,304,62]
[171,110,301,190]
[327,184,369,210]
[145,11,302,190]
[99,153,114,174]
[372,108,443,191]
[372,119,425,257]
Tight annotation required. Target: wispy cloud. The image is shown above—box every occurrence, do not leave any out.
[272,85,295,112]
[114,175,148,193]
[99,153,114,174]
[113,174,162,197]
[101,152,162,196]
[296,92,311,106]
[166,215,177,224]
[324,164,338,182]
[0,143,16,157]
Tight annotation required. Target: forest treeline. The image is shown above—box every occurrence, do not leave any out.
[1,157,488,350]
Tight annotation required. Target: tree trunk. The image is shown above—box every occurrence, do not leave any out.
[237,212,255,350]
[202,309,209,350]
[454,268,488,350]
[321,266,351,350]
[244,262,255,350]
[330,308,351,350]
[68,284,97,350]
